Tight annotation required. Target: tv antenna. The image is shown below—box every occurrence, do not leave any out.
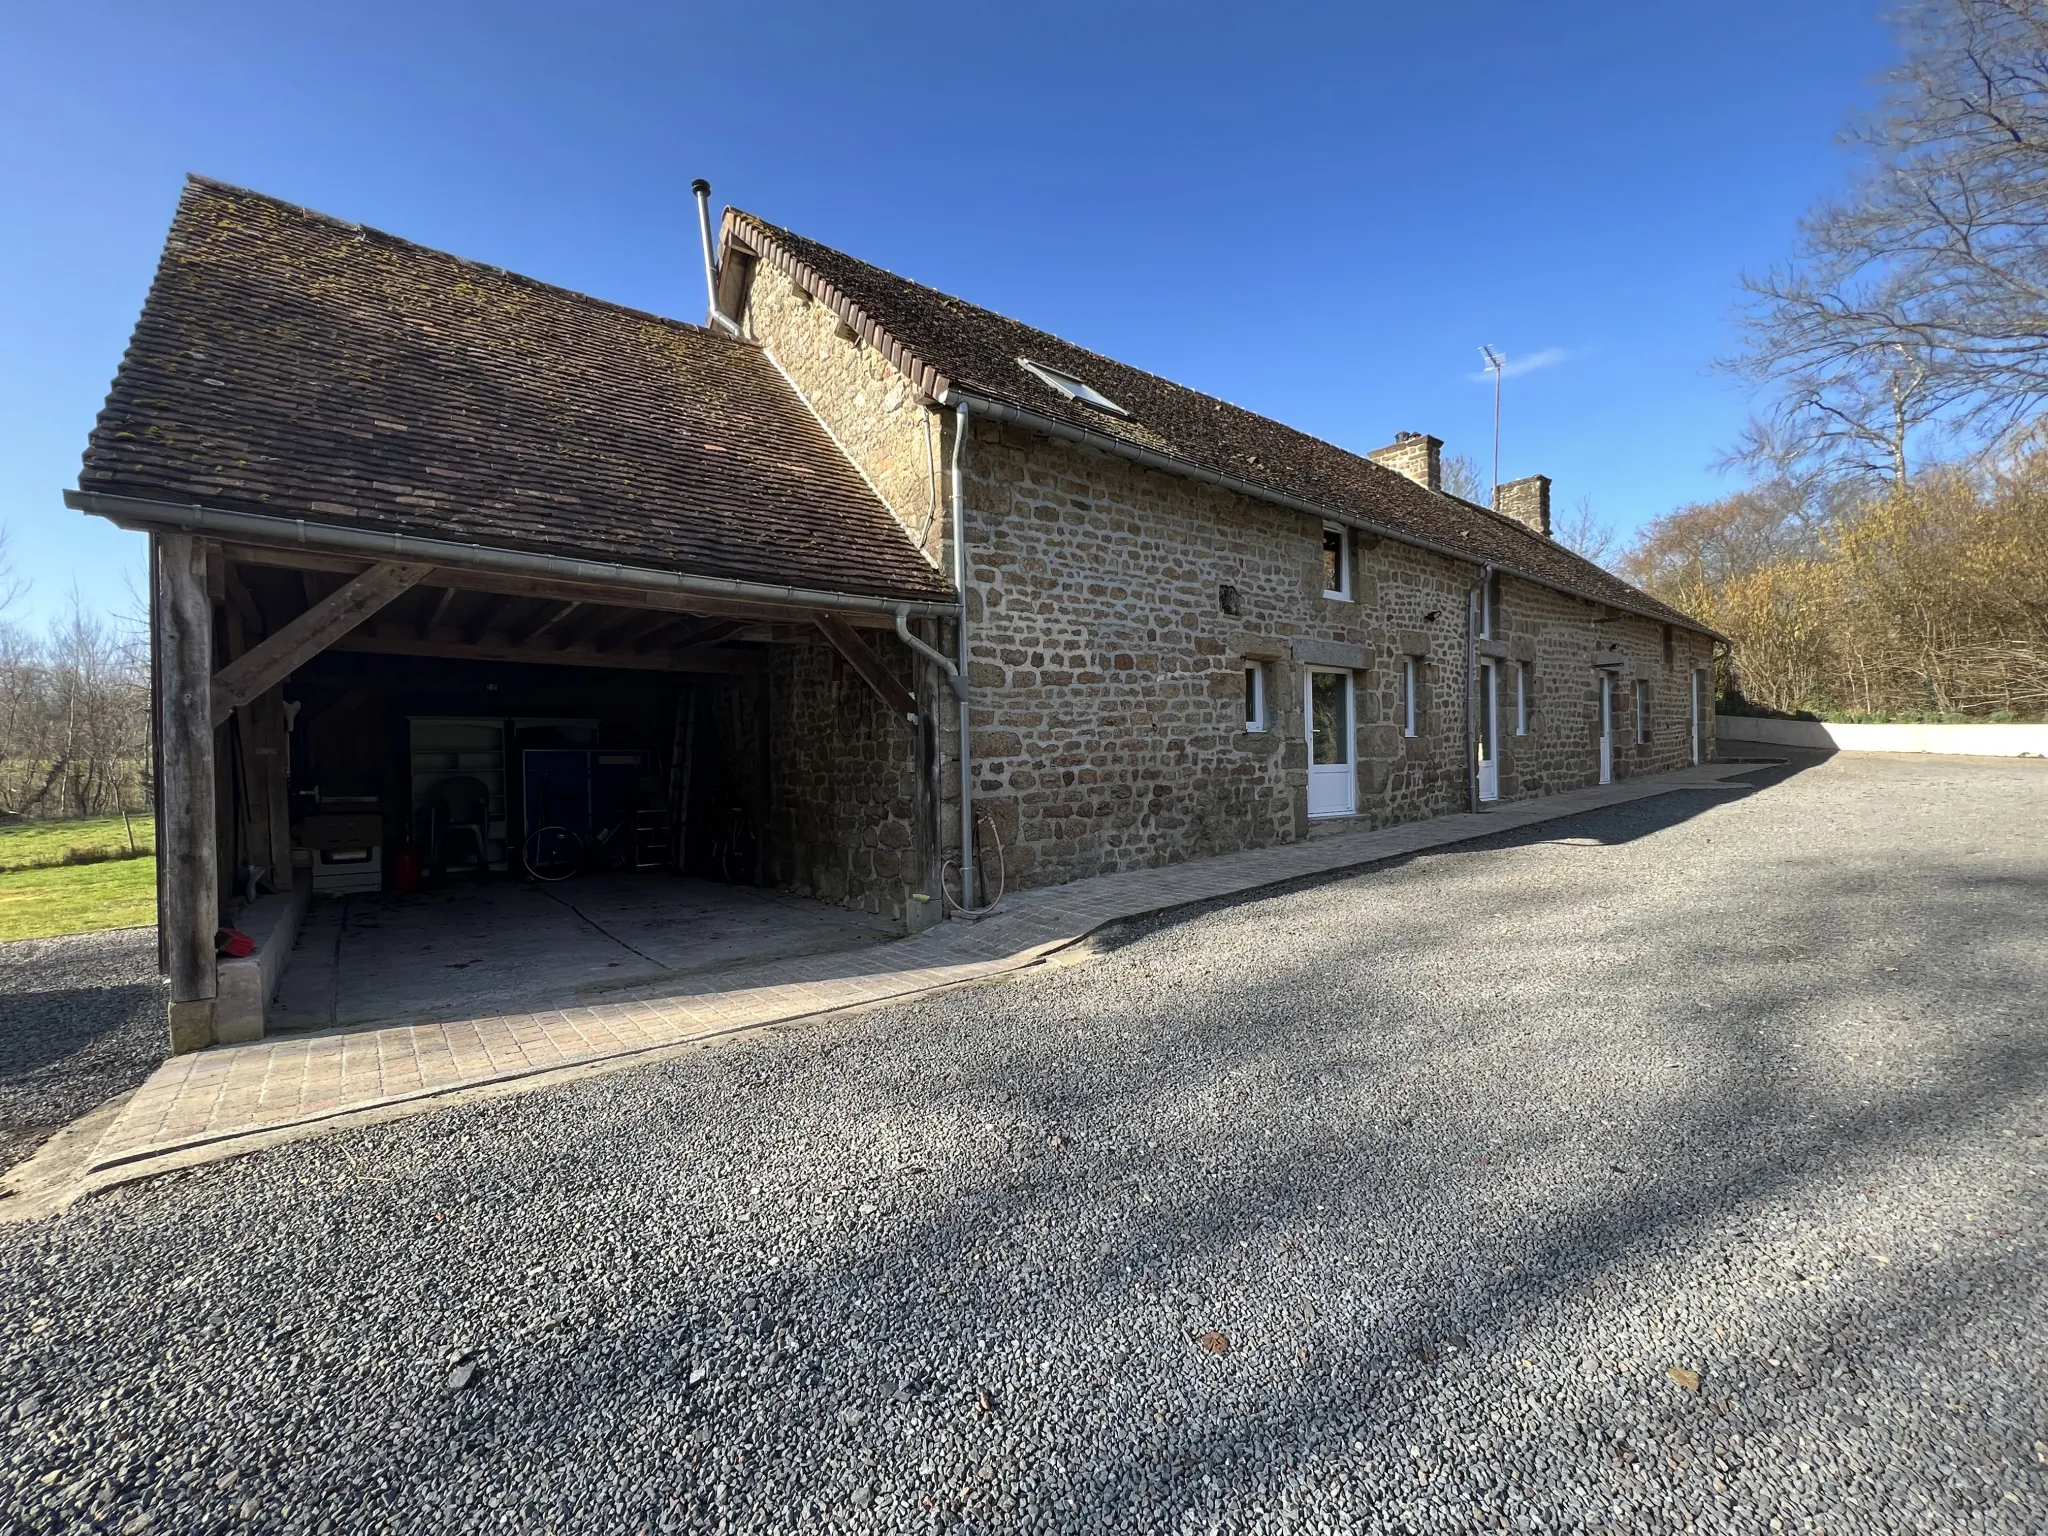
[1479,346,1505,502]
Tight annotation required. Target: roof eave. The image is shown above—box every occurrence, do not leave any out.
[726,209,1719,642]
[723,211,953,405]
[937,389,1720,640]
[66,489,961,618]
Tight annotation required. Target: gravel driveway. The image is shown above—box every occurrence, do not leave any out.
[2,752,2043,1534]
[0,928,162,1174]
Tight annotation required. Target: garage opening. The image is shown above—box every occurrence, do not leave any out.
[203,555,923,1032]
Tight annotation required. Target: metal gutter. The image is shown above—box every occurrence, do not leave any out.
[66,490,961,620]
[938,388,1711,638]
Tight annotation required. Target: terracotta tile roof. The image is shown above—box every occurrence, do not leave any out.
[725,209,1711,635]
[79,179,953,604]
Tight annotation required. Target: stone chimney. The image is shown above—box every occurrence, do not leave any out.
[1368,431,1442,493]
[1496,474,1552,537]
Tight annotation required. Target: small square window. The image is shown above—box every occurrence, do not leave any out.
[1244,664,1267,733]
[1322,524,1350,600]
[1402,657,1420,738]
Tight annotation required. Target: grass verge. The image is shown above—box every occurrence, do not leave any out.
[0,815,155,873]
[0,857,157,943]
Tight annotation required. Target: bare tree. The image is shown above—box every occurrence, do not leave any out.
[1729,0,2048,483]
[1441,453,1492,507]
[0,588,151,822]
[1553,495,1620,568]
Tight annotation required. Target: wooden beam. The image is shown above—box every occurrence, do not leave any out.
[421,586,461,637]
[209,562,431,727]
[155,532,219,1052]
[646,617,747,656]
[815,614,917,720]
[330,630,761,673]
[216,541,904,628]
[223,565,266,637]
[513,599,581,647]
[466,596,516,645]
[304,684,379,730]
[591,608,680,653]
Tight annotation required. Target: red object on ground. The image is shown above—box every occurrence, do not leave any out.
[389,846,421,893]
[214,927,256,958]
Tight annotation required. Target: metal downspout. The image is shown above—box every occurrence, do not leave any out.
[951,401,978,909]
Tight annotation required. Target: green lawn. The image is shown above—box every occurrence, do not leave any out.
[0,855,157,943]
[0,814,155,872]
[0,818,158,942]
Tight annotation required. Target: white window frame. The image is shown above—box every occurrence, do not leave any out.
[1514,662,1528,735]
[1016,357,1129,417]
[1321,523,1351,601]
[1402,656,1419,738]
[1243,662,1267,733]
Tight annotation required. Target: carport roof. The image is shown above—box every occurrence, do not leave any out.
[77,178,954,605]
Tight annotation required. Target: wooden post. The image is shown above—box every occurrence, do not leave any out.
[245,685,294,884]
[751,671,772,888]
[156,533,219,1053]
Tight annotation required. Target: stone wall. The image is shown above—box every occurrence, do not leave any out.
[742,261,948,568]
[739,260,1717,900]
[768,632,926,927]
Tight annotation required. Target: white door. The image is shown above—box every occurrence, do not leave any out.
[1690,669,1702,765]
[1598,675,1614,785]
[1305,668,1356,817]
[1476,660,1499,803]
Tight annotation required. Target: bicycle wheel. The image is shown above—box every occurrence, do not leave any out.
[523,824,584,882]
[718,809,757,884]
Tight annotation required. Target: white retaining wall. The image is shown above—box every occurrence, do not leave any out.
[1716,714,2048,757]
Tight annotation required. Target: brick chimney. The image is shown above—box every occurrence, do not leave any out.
[1368,431,1442,493]
[1496,474,1552,537]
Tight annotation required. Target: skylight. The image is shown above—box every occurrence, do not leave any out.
[1016,357,1129,417]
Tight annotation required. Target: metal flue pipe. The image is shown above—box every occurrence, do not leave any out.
[691,179,742,337]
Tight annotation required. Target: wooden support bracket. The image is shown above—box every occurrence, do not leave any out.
[209,561,431,726]
[815,613,918,721]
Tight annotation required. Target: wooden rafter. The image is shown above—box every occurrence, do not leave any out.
[814,614,916,720]
[422,586,461,637]
[210,561,431,726]
[512,600,581,647]
[466,596,515,645]
[219,542,902,629]
[590,608,681,653]
[647,617,747,656]
[331,629,759,674]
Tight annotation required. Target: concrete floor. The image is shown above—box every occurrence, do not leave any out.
[270,875,899,1030]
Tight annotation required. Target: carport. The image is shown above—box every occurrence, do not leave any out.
[68,178,961,1052]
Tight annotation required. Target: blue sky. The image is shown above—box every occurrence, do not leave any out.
[0,1,1897,628]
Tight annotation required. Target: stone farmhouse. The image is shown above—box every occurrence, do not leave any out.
[71,178,1715,1052]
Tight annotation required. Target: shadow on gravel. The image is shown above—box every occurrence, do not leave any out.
[1087,752,1832,957]
[9,754,2042,1534]
[0,985,158,1085]
[695,753,2041,1529]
